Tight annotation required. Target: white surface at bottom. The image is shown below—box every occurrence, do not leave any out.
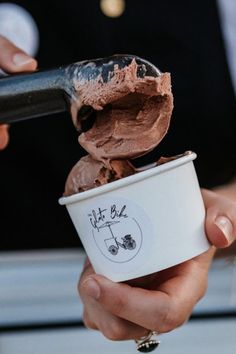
[0,319,235,354]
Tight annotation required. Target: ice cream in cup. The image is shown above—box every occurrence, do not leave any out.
[59,57,210,282]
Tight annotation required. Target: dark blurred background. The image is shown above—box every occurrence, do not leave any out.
[0,0,235,250]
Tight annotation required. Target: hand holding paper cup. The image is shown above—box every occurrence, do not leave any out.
[59,56,210,282]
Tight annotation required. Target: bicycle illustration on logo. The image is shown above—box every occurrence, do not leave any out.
[99,220,136,256]
[88,202,143,263]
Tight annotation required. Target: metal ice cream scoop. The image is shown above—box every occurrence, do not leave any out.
[0,55,161,126]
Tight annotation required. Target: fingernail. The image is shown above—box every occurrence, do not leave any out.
[12,53,35,67]
[214,216,234,244]
[82,278,100,300]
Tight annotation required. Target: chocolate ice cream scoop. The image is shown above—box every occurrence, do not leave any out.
[0,55,161,125]
[76,59,173,163]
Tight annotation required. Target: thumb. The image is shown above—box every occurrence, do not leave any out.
[0,35,37,73]
[206,213,234,248]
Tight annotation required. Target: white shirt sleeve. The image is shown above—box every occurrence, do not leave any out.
[217,0,236,95]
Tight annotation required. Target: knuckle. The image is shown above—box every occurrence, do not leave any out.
[158,320,174,333]
[77,268,96,298]
[152,302,185,333]
[77,277,89,301]
[83,312,96,330]
[198,279,208,300]
[158,313,183,333]
[101,321,127,341]
[158,298,199,333]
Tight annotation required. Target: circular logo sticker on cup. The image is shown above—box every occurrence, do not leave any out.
[86,196,154,263]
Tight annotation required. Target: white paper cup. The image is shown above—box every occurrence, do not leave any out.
[59,152,210,282]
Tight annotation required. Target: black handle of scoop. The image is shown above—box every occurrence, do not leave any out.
[0,67,68,124]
